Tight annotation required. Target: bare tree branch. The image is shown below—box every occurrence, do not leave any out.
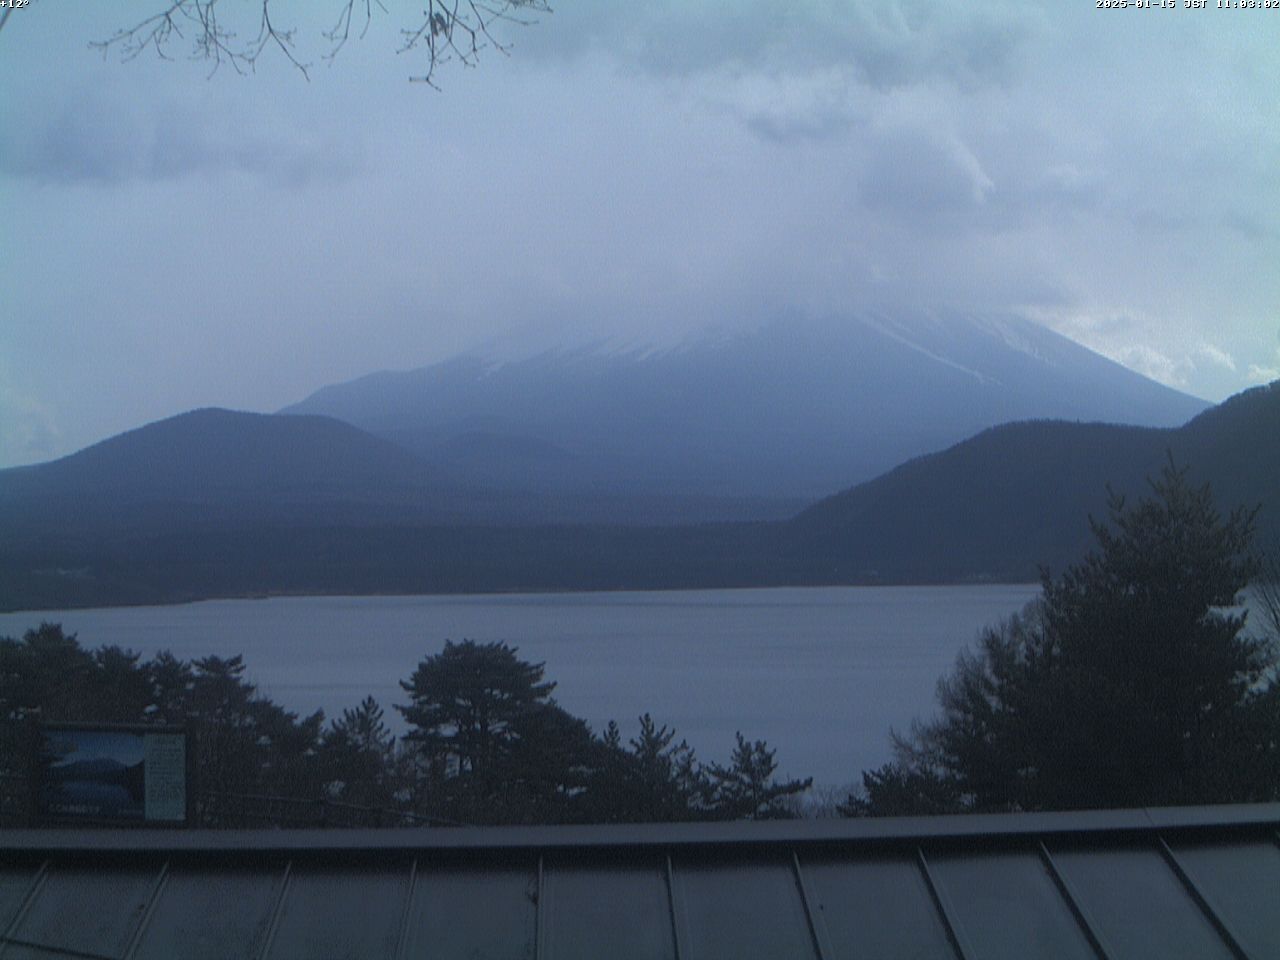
[252,0,310,78]
[91,0,551,85]
[323,0,388,61]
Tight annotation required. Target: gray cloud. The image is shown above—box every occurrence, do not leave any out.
[735,71,863,143]
[0,1,1277,465]
[525,0,1037,91]
[860,127,994,215]
[0,89,361,186]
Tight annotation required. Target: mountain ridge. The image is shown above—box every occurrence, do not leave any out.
[281,313,1209,501]
[0,407,803,549]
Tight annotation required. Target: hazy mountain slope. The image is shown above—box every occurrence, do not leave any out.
[789,381,1280,582]
[0,409,476,543]
[282,313,1209,500]
[0,408,430,500]
[0,408,802,551]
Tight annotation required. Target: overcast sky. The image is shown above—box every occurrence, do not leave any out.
[1,1,1277,467]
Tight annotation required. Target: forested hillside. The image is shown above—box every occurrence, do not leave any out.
[1,383,1274,611]
[789,381,1280,582]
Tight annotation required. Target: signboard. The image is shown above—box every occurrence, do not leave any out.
[36,725,190,826]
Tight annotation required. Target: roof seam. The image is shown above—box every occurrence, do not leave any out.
[1037,839,1114,960]
[790,849,831,960]
[393,857,418,960]
[665,853,685,960]
[255,858,293,960]
[0,933,120,960]
[534,854,546,960]
[1157,836,1252,960]
[914,845,970,960]
[0,859,48,959]
[121,859,170,960]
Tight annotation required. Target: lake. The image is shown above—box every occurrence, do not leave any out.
[0,586,1045,788]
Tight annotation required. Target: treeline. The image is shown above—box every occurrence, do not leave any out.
[0,629,810,827]
[0,522,800,613]
[4,462,1278,826]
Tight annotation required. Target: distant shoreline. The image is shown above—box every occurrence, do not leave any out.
[0,578,1044,617]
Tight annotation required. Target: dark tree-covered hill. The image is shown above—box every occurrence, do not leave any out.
[788,381,1280,582]
[0,409,468,543]
[0,408,430,500]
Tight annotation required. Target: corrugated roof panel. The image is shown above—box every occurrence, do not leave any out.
[1047,845,1238,960]
[1,805,1277,959]
[1169,839,1280,959]
[1,862,161,960]
[671,855,819,960]
[800,853,958,960]
[131,865,283,960]
[265,862,411,960]
[0,866,40,933]
[402,864,537,960]
[540,858,677,960]
[925,849,1097,960]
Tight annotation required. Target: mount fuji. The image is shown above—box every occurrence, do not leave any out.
[283,311,1207,505]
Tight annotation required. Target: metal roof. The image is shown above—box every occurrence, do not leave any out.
[1,804,1278,959]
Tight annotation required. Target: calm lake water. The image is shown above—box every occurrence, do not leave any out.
[0,586,1045,788]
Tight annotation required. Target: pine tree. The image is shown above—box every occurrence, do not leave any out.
[706,733,812,819]
[857,460,1278,813]
[319,696,397,807]
[397,640,555,782]
[398,640,595,822]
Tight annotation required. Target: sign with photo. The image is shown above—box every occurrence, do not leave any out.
[36,725,190,826]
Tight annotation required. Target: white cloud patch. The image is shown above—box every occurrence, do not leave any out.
[1247,364,1280,384]
[1026,306,1190,386]
[708,67,866,143]
[1027,307,1274,401]
[1247,344,1280,384]
[0,377,62,468]
[1197,343,1237,373]
[1107,345,1189,390]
